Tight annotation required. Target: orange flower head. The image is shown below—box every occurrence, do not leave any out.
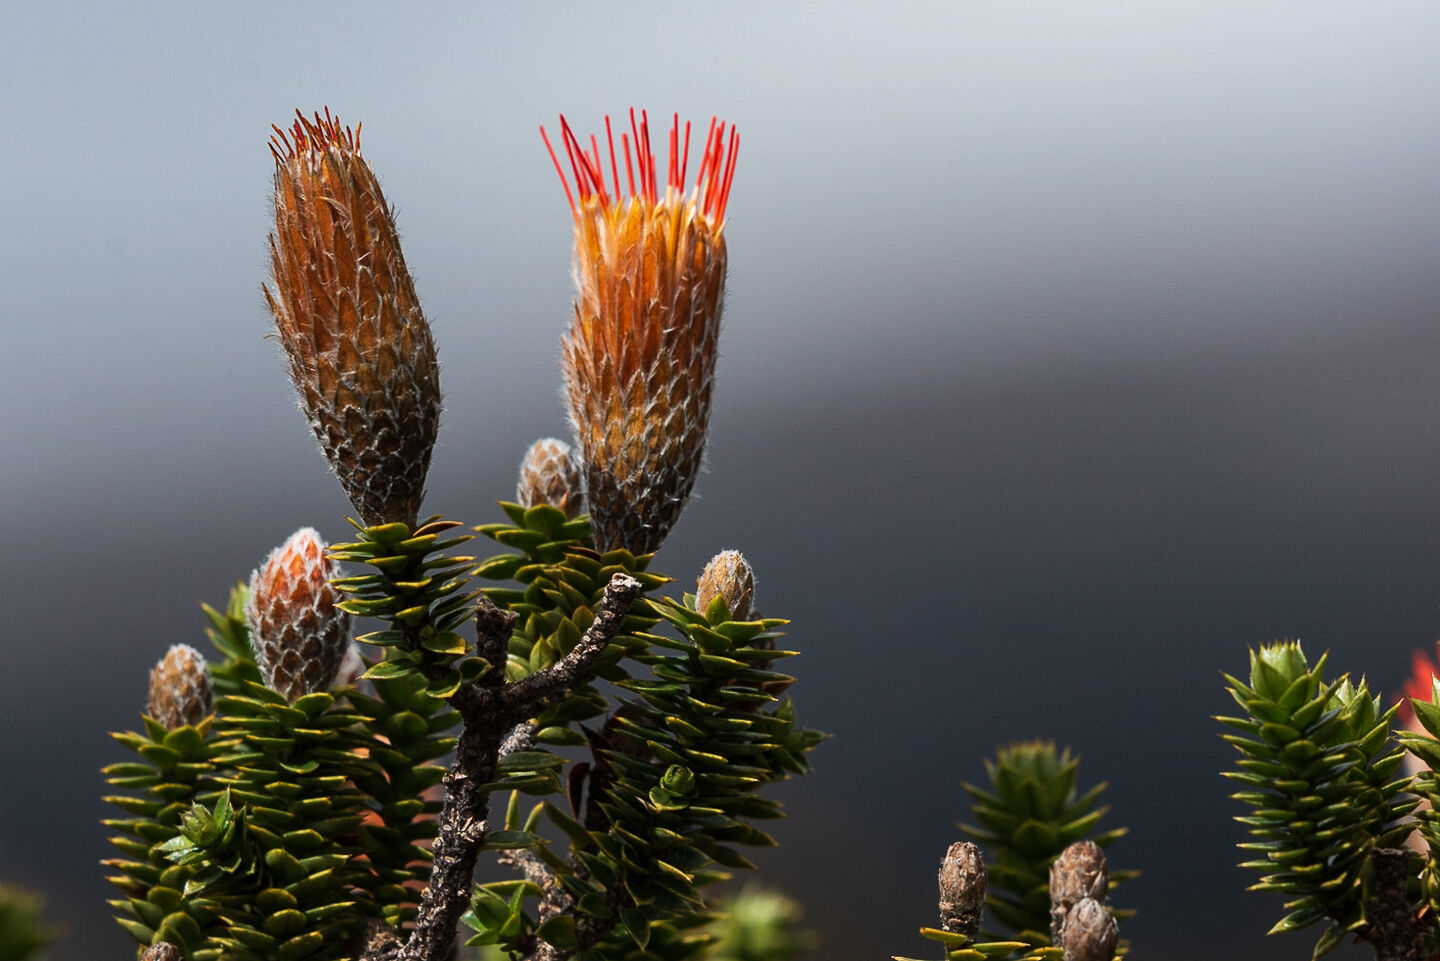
[264,108,441,528]
[543,110,738,554]
[245,527,352,702]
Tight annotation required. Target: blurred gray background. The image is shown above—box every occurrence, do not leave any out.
[4,3,1439,959]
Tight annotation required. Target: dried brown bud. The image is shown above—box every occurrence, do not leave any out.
[146,644,213,730]
[1056,898,1118,961]
[1050,841,1109,947]
[696,549,757,620]
[517,437,583,518]
[938,841,986,939]
[544,110,736,554]
[264,109,441,528]
[141,943,183,961]
[245,527,352,702]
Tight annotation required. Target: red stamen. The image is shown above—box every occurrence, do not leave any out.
[640,110,656,203]
[589,134,609,205]
[622,134,636,198]
[539,124,576,219]
[717,128,738,221]
[628,109,645,201]
[679,119,692,192]
[668,113,679,192]
[605,116,621,202]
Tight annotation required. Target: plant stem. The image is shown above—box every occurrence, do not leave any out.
[1359,848,1427,961]
[365,573,642,961]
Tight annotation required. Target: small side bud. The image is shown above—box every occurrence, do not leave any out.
[1056,898,1118,961]
[696,549,756,621]
[245,528,352,702]
[938,841,986,939]
[516,437,583,518]
[1059,841,1111,956]
[1050,840,1108,944]
[141,944,184,961]
[146,644,213,730]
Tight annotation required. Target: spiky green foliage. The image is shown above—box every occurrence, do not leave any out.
[330,517,485,700]
[201,585,264,698]
[102,711,227,952]
[104,587,458,960]
[0,883,56,961]
[959,742,1131,947]
[461,508,823,961]
[1219,640,1417,959]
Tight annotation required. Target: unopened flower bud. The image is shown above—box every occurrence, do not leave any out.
[544,110,736,553]
[1050,841,1109,945]
[146,644,213,730]
[245,527,352,702]
[938,841,986,939]
[264,109,441,528]
[141,944,183,961]
[516,437,583,518]
[1056,898,1118,961]
[696,549,756,620]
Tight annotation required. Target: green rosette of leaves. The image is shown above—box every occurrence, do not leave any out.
[959,742,1133,948]
[329,517,486,699]
[1219,641,1415,959]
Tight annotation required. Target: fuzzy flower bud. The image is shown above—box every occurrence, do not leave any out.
[543,110,736,554]
[938,841,986,939]
[696,549,756,620]
[1056,898,1118,961]
[264,108,441,528]
[146,644,214,730]
[517,437,583,518]
[1050,841,1109,947]
[245,527,352,702]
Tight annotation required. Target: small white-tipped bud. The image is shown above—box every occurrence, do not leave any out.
[146,644,214,730]
[517,437,583,518]
[696,549,756,620]
[245,528,352,702]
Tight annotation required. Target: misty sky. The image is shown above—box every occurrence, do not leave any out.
[3,4,1439,960]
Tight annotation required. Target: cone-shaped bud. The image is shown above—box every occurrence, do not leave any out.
[938,841,986,939]
[146,644,214,730]
[517,437,583,518]
[264,108,441,527]
[1050,841,1109,946]
[245,527,352,702]
[696,549,756,620]
[1056,898,1118,961]
[543,109,737,553]
[141,944,183,961]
